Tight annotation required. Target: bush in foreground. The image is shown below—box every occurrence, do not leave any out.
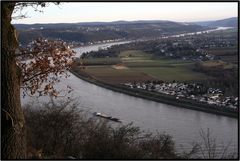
[23,99,237,159]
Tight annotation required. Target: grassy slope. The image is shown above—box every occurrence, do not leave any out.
[120,50,212,82]
[82,57,121,65]
[80,50,213,83]
[131,66,210,82]
[82,66,154,84]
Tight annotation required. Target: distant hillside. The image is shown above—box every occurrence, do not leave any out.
[193,17,237,27]
[14,20,206,46]
[14,20,196,29]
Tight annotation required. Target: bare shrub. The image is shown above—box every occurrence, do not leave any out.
[26,99,232,159]
[139,132,177,159]
[24,98,89,158]
[80,122,144,159]
[194,128,237,159]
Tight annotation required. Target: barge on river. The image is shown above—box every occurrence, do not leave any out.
[93,112,122,123]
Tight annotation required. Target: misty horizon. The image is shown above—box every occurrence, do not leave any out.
[12,16,238,25]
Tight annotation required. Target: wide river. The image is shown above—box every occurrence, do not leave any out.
[21,28,238,155]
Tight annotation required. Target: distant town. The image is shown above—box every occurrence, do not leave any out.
[123,81,238,110]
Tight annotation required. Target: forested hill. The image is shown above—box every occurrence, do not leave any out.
[14,20,207,46]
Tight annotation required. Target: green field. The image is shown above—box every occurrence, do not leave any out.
[120,50,155,63]
[82,57,121,65]
[119,50,151,58]
[198,60,237,70]
[124,58,193,67]
[84,66,132,77]
[82,66,153,84]
[76,50,214,83]
[131,66,211,82]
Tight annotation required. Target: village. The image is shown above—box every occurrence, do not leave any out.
[123,81,238,110]
[142,30,237,62]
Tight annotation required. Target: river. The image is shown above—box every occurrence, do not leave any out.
[21,27,238,155]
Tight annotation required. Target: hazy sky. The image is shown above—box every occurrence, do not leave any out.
[12,2,238,24]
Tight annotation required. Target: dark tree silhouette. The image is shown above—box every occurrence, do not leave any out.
[1,2,75,159]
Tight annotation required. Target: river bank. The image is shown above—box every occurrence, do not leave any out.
[70,70,238,118]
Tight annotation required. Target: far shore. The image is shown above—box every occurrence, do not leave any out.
[71,26,234,50]
[71,39,132,49]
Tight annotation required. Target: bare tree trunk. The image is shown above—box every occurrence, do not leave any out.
[1,2,26,159]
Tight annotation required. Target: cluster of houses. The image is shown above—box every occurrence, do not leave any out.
[147,30,237,62]
[191,34,237,49]
[123,81,238,110]
[149,39,216,62]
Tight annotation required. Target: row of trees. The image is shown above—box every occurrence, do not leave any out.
[194,62,238,96]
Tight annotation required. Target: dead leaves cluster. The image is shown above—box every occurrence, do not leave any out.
[17,38,76,97]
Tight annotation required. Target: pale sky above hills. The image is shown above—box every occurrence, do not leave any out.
[12,2,238,24]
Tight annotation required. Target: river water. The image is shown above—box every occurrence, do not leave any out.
[21,27,238,155]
